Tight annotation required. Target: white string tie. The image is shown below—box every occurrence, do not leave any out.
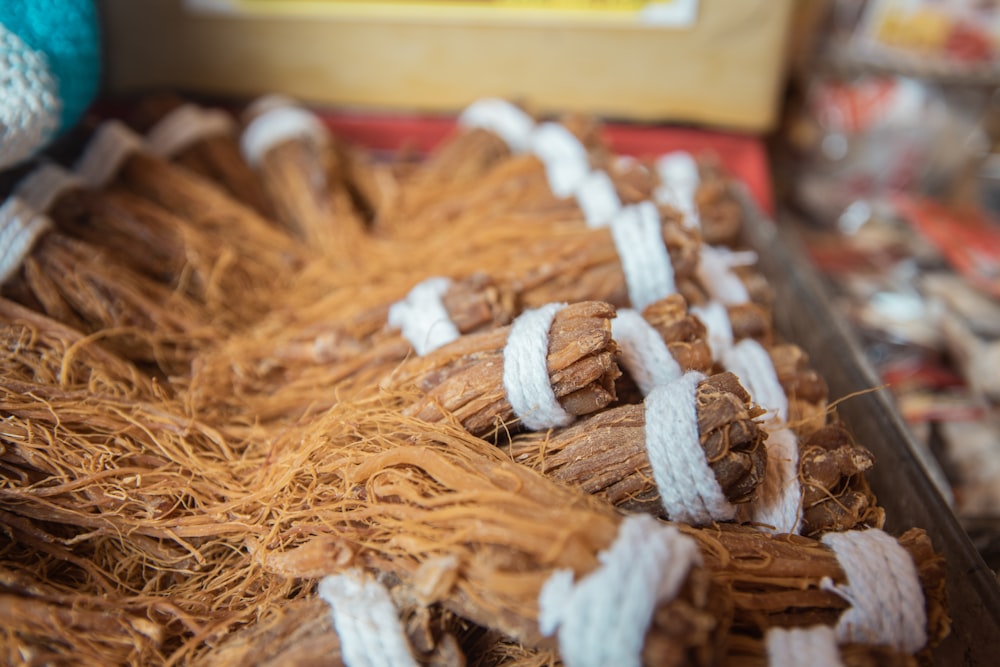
[318,570,419,667]
[611,308,682,396]
[529,122,590,198]
[645,372,736,524]
[654,151,701,229]
[610,202,675,310]
[241,105,330,167]
[538,514,701,667]
[574,169,621,228]
[242,94,299,122]
[766,626,844,667]
[74,120,146,189]
[502,303,574,431]
[147,104,237,158]
[0,197,51,285]
[14,163,82,213]
[750,426,802,534]
[690,301,735,361]
[722,338,788,423]
[697,244,751,305]
[458,98,535,153]
[387,277,460,356]
[820,529,927,654]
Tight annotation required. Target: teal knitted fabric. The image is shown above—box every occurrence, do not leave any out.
[0,0,101,168]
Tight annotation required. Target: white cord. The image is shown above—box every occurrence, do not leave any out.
[241,105,329,167]
[529,122,590,198]
[14,163,82,213]
[722,338,788,423]
[0,197,51,285]
[502,303,575,431]
[0,24,61,169]
[653,151,700,229]
[611,308,682,396]
[147,104,237,158]
[750,426,802,535]
[610,201,676,310]
[387,277,461,356]
[766,626,844,667]
[458,98,535,153]
[697,244,751,306]
[820,529,927,654]
[574,169,621,228]
[538,514,701,667]
[74,120,146,189]
[318,570,419,667]
[644,372,736,524]
[690,301,734,362]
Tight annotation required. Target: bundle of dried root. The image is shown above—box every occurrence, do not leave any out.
[0,198,211,375]
[694,157,746,248]
[508,372,767,518]
[127,93,276,219]
[239,97,372,262]
[0,297,158,400]
[387,301,620,438]
[183,272,517,429]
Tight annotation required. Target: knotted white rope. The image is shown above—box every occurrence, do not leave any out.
[766,626,844,667]
[0,197,51,285]
[529,122,590,198]
[74,120,146,189]
[14,163,82,213]
[502,303,574,431]
[645,372,736,524]
[458,97,535,153]
[697,245,755,306]
[387,277,460,356]
[722,338,802,533]
[820,529,927,654]
[722,338,788,423]
[241,104,329,167]
[318,570,419,667]
[611,308,682,396]
[147,103,237,158]
[538,514,701,667]
[610,201,675,310]
[574,169,621,228]
[690,301,734,361]
[654,151,700,229]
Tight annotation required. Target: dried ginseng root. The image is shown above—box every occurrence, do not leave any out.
[685,522,949,659]
[243,398,731,667]
[508,371,767,523]
[386,301,621,439]
[0,197,211,375]
[73,120,307,317]
[127,93,276,218]
[184,272,517,429]
[239,96,371,261]
[0,297,158,400]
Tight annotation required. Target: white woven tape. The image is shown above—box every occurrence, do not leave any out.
[14,163,82,213]
[0,197,52,285]
[574,170,621,228]
[529,122,590,198]
[241,105,329,167]
[458,98,535,153]
[697,245,751,306]
[820,529,927,654]
[147,104,237,158]
[538,514,701,667]
[318,570,419,667]
[502,303,575,431]
[690,301,734,361]
[644,372,737,524]
[654,151,701,229]
[74,120,147,188]
[611,308,682,396]
[610,202,675,310]
[387,277,461,356]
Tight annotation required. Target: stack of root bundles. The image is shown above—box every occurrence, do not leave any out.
[0,96,949,667]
